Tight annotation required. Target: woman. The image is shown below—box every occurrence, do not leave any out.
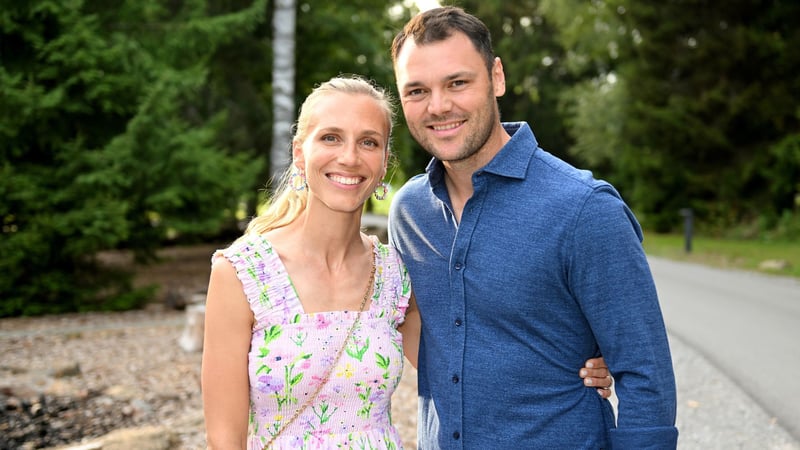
[203,75,416,449]
[201,75,610,449]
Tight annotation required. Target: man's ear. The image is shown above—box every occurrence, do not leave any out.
[492,57,506,98]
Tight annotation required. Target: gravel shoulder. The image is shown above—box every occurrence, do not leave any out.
[668,331,799,449]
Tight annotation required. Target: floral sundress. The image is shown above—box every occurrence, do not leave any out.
[215,235,412,449]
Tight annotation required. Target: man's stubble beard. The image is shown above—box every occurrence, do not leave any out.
[413,89,499,164]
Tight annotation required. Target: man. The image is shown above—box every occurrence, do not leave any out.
[387,6,678,449]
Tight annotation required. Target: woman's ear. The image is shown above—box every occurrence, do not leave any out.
[383,148,390,174]
[292,141,305,171]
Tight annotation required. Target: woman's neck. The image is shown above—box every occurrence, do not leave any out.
[270,208,369,271]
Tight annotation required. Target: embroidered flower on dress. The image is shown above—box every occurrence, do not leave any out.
[315,314,331,329]
[257,374,284,394]
[336,363,355,379]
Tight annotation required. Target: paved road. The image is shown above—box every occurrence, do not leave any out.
[650,256,800,448]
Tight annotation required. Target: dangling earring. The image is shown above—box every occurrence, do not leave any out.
[290,169,307,191]
[373,182,389,200]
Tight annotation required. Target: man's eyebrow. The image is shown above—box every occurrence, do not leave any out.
[401,71,476,91]
[400,80,425,91]
[446,70,476,81]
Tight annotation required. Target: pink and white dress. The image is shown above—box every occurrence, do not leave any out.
[214,235,412,449]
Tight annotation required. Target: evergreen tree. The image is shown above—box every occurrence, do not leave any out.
[620,0,799,232]
[0,0,267,315]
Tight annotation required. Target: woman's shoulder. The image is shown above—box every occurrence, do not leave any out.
[215,234,274,260]
[369,236,411,316]
[210,235,282,281]
[368,236,403,264]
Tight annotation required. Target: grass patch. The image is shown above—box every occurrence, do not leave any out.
[642,232,800,279]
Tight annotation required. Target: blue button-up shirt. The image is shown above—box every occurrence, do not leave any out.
[388,122,678,449]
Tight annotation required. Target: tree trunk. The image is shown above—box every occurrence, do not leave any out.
[270,0,296,185]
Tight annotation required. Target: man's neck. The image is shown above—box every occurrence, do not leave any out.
[440,122,512,222]
[441,166,473,223]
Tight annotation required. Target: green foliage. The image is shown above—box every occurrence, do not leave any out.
[3,0,797,315]
[543,0,800,233]
[0,0,266,316]
[761,133,800,225]
[640,0,796,231]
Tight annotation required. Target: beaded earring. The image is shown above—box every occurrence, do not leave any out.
[373,182,389,200]
[290,170,307,191]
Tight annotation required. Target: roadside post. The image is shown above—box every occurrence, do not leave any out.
[679,208,694,253]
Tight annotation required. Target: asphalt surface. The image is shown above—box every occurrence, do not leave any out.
[650,256,800,449]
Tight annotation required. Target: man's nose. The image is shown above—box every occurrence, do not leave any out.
[427,89,452,115]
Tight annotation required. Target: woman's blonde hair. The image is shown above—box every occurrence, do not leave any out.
[240,75,396,238]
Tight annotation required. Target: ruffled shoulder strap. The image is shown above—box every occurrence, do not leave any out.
[213,235,299,329]
[371,236,412,326]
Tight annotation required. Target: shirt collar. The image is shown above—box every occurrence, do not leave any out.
[424,121,538,185]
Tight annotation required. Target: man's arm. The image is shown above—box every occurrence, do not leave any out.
[571,187,678,449]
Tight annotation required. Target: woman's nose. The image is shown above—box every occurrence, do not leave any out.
[338,141,359,165]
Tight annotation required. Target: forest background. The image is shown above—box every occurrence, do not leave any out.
[2,0,798,316]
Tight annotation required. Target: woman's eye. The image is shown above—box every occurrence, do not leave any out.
[321,135,338,142]
[361,139,380,148]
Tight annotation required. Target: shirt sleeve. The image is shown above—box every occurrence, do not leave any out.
[569,185,679,449]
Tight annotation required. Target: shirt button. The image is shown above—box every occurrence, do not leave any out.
[452,375,459,383]
[453,431,461,440]
[454,318,462,326]
[454,263,463,270]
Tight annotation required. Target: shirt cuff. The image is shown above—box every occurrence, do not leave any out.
[609,426,679,450]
